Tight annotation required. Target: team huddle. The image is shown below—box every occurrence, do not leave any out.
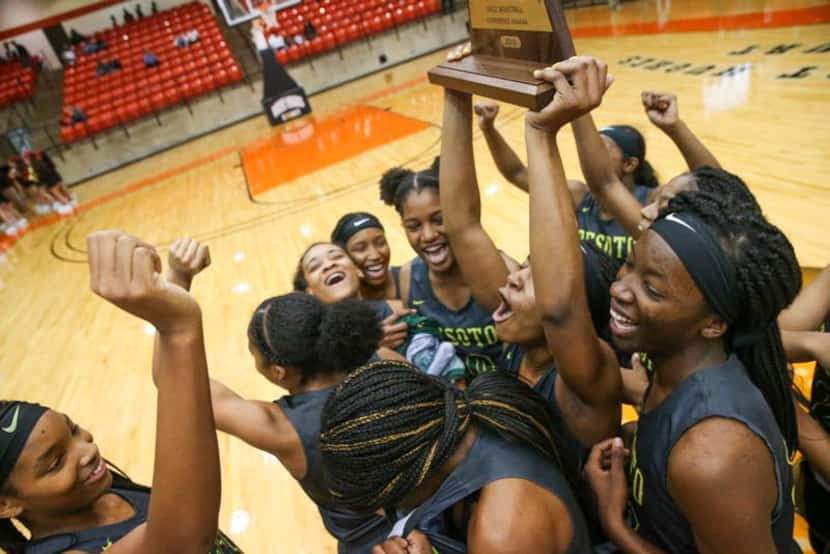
[1,54,828,554]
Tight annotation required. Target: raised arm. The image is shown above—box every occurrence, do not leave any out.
[571,114,644,237]
[778,263,830,331]
[526,58,622,442]
[439,49,512,312]
[782,330,830,368]
[797,406,830,484]
[209,379,301,466]
[87,231,219,554]
[476,100,530,192]
[641,92,720,171]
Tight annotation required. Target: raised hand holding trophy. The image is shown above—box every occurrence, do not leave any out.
[428,0,576,110]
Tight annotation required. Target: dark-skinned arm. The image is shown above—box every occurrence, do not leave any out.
[87,231,220,554]
[476,100,530,192]
[782,330,830,368]
[797,406,830,484]
[571,114,644,237]
[778,264,830,331]
[641,92,720,170]
[439,87,510,312]
[526,59,622,443]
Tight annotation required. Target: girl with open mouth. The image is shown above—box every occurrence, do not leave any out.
[292,241,411,354]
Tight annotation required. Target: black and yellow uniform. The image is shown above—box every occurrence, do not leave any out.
[804,314,830,553]
[276,389,391,553]
[25,487,242,553]
[576,185,650,261]
[629,355,797,553]
[407,257,502,377]
[390,428,591,554]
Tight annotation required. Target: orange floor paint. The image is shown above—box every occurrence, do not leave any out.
[241,106,430,196]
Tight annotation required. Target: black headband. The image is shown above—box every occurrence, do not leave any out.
[331,213,384,247]
[650,212,740,324]
[0,402,47,486]
[600,126,645,162]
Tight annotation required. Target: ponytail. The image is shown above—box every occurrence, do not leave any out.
[634,159,659,188]
[320,362,577,512]
[379,159,440,215]
[248,293,380,382]
[316,299,381,374]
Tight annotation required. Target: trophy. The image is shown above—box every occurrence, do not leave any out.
[428,0,575,110]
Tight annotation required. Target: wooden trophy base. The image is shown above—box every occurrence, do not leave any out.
[428,55,556,111]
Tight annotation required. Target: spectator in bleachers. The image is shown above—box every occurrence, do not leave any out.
[152,1,159,14]
[82,38,107,56]
[174,34,188,48]
[143,50,160,68]
[3,42,15,60]
[96,60,110,76]
[303,21,317,40]
[29,151,74,209]
[13,41,30,60]
[136,4,145,19]
[69,105,88,124]
[0,164,30,217]
[268,33,287,51]
[11,41,32,67]
[293,33,305,46]
[61,44,76,66]
[186,29,200,43]
[442,0,456,13]
[69,28,87,45]
[123,7,136,23]
[0,53,6,65]
[111,14,119,28]
[9,156,53,215]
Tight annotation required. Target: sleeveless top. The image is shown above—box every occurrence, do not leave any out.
[803,314,830,547]
[497,343,557,401]
[629,355,797,553]
[809,314,830,435]
[407,257,502,377]
[576,185,650,260]
[395,428,591,554]
[275,389,391,553]
[365,299,394,322]
[25,488,241,553]
[390,266,402,300]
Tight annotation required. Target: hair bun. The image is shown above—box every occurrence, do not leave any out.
[380,168,414,206]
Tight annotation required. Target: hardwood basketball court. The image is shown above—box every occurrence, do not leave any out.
[1,1,828,552]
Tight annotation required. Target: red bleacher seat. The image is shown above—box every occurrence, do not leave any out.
[59,1,244,142]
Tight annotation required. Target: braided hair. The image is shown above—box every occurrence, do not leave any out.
[248,293,381,382]
[688,167,760,212]
[319,361,579,512]
[379,157,441,215]
[665,190,801,453]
